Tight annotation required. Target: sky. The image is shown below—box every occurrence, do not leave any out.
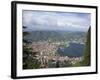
[22,10,91,32]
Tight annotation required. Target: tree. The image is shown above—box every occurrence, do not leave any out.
[23,26,40,69]
[82,27,91,66]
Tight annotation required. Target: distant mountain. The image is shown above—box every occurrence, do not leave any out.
[23,30,86,42]
[23,25,89,32]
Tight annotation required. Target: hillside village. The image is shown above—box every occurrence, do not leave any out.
[28,41,83,68]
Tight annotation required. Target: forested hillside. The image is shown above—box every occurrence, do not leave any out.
[24,31,86,42]
[82,27,91,66]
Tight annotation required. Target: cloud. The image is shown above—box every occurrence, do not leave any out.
[22,10,91,31]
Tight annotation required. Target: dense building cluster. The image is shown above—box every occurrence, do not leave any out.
[28,42,82,68]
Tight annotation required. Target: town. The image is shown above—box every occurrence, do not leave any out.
[28,41,83,68]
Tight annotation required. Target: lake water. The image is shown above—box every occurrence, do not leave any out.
[57,43,85,57]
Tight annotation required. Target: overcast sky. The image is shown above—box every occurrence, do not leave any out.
[22,10,91,32]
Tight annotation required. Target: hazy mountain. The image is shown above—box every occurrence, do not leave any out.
[23,30,86,42]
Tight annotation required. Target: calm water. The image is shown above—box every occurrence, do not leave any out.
[57,43,85,57]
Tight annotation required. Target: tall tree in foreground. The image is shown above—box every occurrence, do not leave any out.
[23,26,41,69]
[82,27,91,66]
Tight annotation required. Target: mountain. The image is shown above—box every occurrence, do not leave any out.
[23,30,86,42]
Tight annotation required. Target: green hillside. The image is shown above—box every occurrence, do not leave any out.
[24,31,86,42]
[82,27,91,66]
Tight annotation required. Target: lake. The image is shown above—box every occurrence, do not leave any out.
[57,43,85,57]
